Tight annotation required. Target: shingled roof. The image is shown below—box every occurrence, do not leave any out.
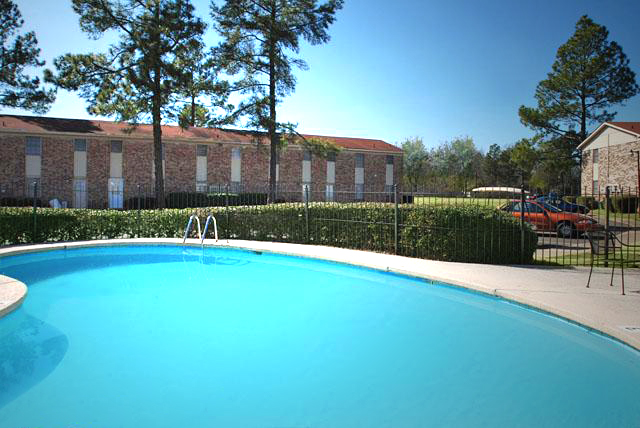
[0,115,402,153]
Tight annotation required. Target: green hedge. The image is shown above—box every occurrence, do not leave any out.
[608,196,638,213]
[574,196,601,210]
[0,203,537,264]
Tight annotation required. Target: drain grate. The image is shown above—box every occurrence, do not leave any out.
[619,326,640,333]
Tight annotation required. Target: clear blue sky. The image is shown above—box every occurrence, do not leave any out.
[4,0,640,151]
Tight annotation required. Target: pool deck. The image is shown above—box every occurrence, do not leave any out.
[1,238,639,350]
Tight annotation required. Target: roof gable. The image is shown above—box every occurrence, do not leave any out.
[578,121,640,150]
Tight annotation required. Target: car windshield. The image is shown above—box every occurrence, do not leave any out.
[540,202,562,212]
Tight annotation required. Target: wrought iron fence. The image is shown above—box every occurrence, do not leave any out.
[0,178,638,267]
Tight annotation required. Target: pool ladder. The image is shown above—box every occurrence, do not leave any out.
[183,213,220,244]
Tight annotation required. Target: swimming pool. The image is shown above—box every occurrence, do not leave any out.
[0,245,638,427]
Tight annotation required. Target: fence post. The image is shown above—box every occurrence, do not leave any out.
[304,185,310,244]
[225,184,230,240]
[32,180,38,243]
[604,186,610,267]
[520,175,525,264]
[135,184,141,237]
[394,184,399,255]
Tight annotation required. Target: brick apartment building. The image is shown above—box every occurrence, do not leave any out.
[579,122,640,195]
[0,115,403,208]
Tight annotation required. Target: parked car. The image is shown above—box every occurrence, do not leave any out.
[500,200,602,238]
[535,193,589,214]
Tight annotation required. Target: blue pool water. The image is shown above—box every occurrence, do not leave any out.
[0,245,639,427]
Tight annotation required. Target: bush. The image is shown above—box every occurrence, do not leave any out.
[575,196,600,210]
[0,203,538,265]
[608,196,638,213]
[124,196,158,210]
[0,197,44,207]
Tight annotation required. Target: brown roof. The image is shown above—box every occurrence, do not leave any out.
[0,114,402,153]
[609,122,640,135]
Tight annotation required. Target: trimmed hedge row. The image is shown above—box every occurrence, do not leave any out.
[0,203,537,264]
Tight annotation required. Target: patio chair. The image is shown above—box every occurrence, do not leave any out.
[585,231,640,295]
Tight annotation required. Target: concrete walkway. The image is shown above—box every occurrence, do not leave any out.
[1,239,639,350]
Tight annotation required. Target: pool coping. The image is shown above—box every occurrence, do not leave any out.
[1,238,639,351]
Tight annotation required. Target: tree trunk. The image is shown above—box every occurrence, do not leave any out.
[267,4,277,203]
[191,93,196,127]
[151,2,165,208]
[152,80,165,209]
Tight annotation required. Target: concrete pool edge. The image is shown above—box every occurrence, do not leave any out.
[1,238,639,352]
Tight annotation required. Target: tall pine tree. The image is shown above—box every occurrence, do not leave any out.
[519,15,639,161]
[0,0,55,112]
[212,0,343,201]
[47,0,207,207]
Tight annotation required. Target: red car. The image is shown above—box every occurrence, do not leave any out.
[500,200,602,238]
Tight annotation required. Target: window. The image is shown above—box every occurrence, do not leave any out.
[385,184,394,194]
[325,184,335,201]
[355,153,364,168]
[386,155,394,165]
[231,147,241,183]
[74,178,87,208]
[355,183,364,201]
[303,150,312,161]
[74,139,87,152]
[197,144,208,157]
[25,178,41,197]
[593,180,599,194]
[525,202,543,213]
[592,148,599,164]
[327,152,336,162]
[302,183,311,202]
[26,137,42,155]
[111,140,122,153]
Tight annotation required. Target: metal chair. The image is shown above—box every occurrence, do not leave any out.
[585,231,640,295]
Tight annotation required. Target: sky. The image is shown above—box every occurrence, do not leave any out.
[4,0,640,151]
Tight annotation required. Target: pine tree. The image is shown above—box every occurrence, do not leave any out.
[212,0,344,201]
[0,0,55,113]
[46,0,208,207]
[519,15,639,161]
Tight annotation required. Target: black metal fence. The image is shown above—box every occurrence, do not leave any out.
[1,179,638,267]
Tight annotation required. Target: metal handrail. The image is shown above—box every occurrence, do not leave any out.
[202,214,219,243]
[182,214,202,243]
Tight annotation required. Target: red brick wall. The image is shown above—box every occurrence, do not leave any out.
[241,145,270,189]
[0,135,25,193]
[123,140,154,198]
[0,133,403,204]
[207,144,231,186]
[41,136,73,204]
[165,142,196,193]
[335,151,355,192]
[310,154,327,201]
[87,139,110,208]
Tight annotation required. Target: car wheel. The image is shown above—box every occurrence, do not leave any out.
[556,221,574,238]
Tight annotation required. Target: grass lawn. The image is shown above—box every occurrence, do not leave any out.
[589,209,639,226]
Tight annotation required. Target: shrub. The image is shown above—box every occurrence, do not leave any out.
[608,196,638,213]
[0,203,538,265]
[575,196,600,210]
[124,196,158,210]
[0,197,44,207]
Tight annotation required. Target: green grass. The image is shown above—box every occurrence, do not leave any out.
[537,246,640,268]
[589,209,639,226]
